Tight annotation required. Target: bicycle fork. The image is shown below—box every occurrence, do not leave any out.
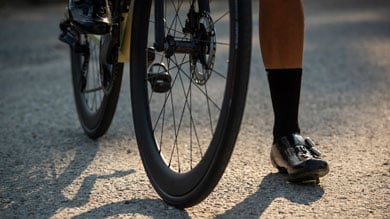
[148,0,216,92]
[153,0,210,56]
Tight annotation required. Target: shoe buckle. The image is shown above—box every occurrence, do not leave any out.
[304,137,322,158]
[295,145,311,160]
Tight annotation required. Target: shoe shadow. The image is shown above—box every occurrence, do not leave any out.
[216,173,324,218]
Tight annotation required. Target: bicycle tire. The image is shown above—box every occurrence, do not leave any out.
[70,32,123,139]
[130,0,252,207]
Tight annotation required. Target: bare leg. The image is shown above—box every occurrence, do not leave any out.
[259,0,304,69]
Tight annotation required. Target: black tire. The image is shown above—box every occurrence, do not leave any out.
[130,0,252,207]
[70,33,123,139]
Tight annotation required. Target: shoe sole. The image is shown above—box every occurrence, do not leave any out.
[271,156,329,184]
[287,168,329,184]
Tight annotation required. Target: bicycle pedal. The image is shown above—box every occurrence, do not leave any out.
[59,20,89,55]
[59,20,77,46]
[147,63,171,93]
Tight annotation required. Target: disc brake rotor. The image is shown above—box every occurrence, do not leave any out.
[190,12,216,85]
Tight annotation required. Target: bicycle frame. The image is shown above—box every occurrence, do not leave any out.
[117,0,134,63]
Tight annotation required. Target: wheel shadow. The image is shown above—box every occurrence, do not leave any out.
[73,199,190,218]
[0,129,135,218]
[60,168,137,209]
[216,173,325,218]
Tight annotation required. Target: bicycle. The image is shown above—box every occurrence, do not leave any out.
[59,0,252,208]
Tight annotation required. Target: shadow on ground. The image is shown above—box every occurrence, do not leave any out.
[216,173,324,218]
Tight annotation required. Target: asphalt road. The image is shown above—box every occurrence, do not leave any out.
[1,1,389,218]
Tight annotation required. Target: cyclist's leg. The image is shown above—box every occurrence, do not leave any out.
[259,0,304,69]
[259,0,304,138]
[259,0,329,183]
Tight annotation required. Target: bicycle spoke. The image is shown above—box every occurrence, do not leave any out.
[204,84,214,135]
[150,55,186,132]
[80,35,106,113]
[213,10,229,25]
[169,63,222,111]
[171,54,204,163]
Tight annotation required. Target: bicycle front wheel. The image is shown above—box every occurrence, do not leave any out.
[130,0,252,207]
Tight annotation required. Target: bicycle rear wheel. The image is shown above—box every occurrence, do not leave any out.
[69,30,123,139]
[130,0,252,207]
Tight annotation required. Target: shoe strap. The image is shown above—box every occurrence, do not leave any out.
[280,134,322,159]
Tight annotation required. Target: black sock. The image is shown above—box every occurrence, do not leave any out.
[267,68,302,140]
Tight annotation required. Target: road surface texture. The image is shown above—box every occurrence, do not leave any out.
[0,0,389,218]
